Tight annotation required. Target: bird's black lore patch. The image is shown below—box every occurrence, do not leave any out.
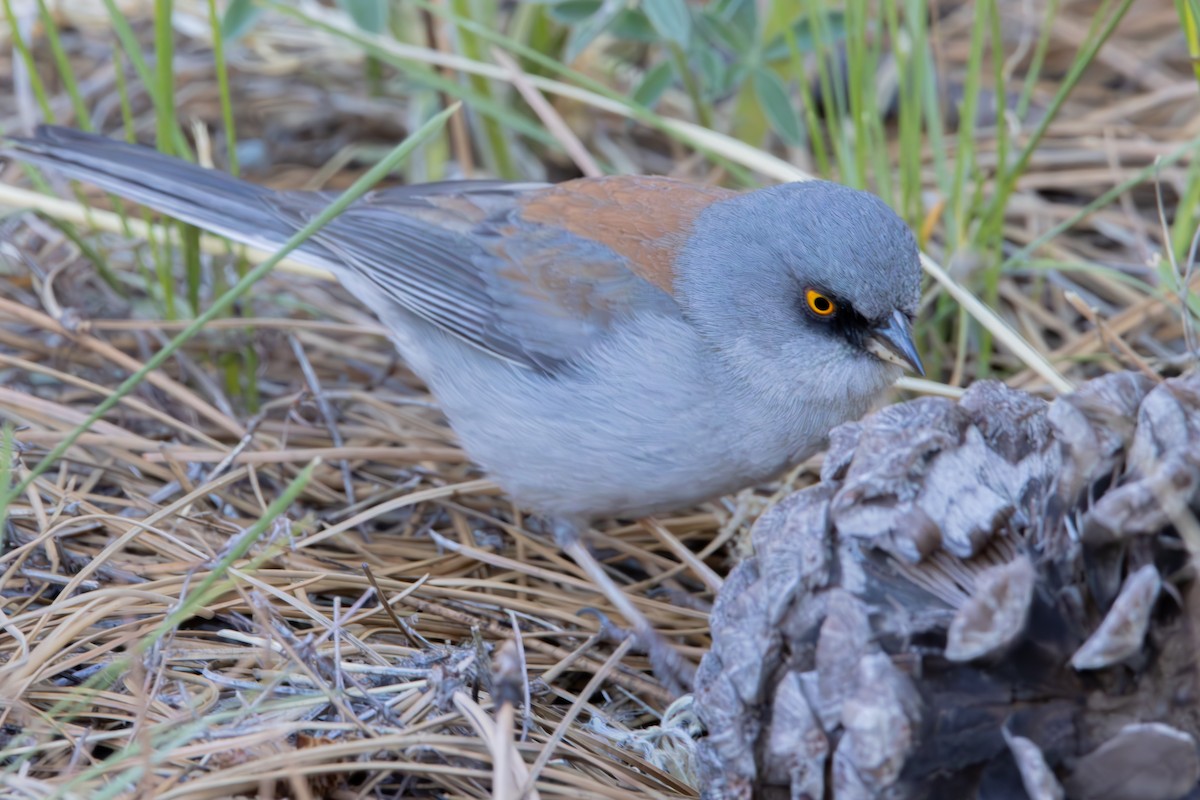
[798,288,874,349]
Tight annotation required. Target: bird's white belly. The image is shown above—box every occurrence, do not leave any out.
[393,313,836,522]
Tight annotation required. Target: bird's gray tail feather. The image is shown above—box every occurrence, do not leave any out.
[2,125,302,255]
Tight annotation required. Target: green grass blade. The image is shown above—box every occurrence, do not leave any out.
[980,0,1135,232]
[448,0,516,178]
[948,0,987,250]
[208,0,241,175]
[35,0,91,127]
[2,0,54,120]
[100,0,191,157]
[153,0,199,319]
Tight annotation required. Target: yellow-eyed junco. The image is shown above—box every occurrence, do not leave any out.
[2,126,924,692]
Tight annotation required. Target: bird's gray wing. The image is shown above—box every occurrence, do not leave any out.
[264,185,683,371]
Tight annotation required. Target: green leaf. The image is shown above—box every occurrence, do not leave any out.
[701,0,757,52]
[632,60,675,108]
[696,10,751,53]
[609,9,659,41]
[752,67,803,145]
[221,0,263,41]
[547,0,602,24]
[710,0,757,28]
[336,0,389,34]
[563,0,624,62]
[763,13,847,62]
[642,0,691,47]
[696,47,731,100]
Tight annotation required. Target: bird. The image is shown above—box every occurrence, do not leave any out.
[2,125,924,693]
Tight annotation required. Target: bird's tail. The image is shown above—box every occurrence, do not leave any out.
[1,126,310,258]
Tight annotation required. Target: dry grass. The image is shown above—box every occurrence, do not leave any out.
[0,0,1198,797]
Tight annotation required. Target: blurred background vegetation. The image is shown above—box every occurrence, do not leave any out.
[0,0,1198,796]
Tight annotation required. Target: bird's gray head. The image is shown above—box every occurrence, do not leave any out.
[674,180,923,408]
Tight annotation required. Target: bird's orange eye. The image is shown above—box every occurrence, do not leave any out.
[805,289,836,317]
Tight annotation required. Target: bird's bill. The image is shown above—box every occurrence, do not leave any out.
[866,309,924,375]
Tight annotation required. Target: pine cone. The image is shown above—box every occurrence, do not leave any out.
[694,373,1200,800]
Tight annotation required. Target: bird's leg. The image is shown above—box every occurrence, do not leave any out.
[551,517,696,696]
